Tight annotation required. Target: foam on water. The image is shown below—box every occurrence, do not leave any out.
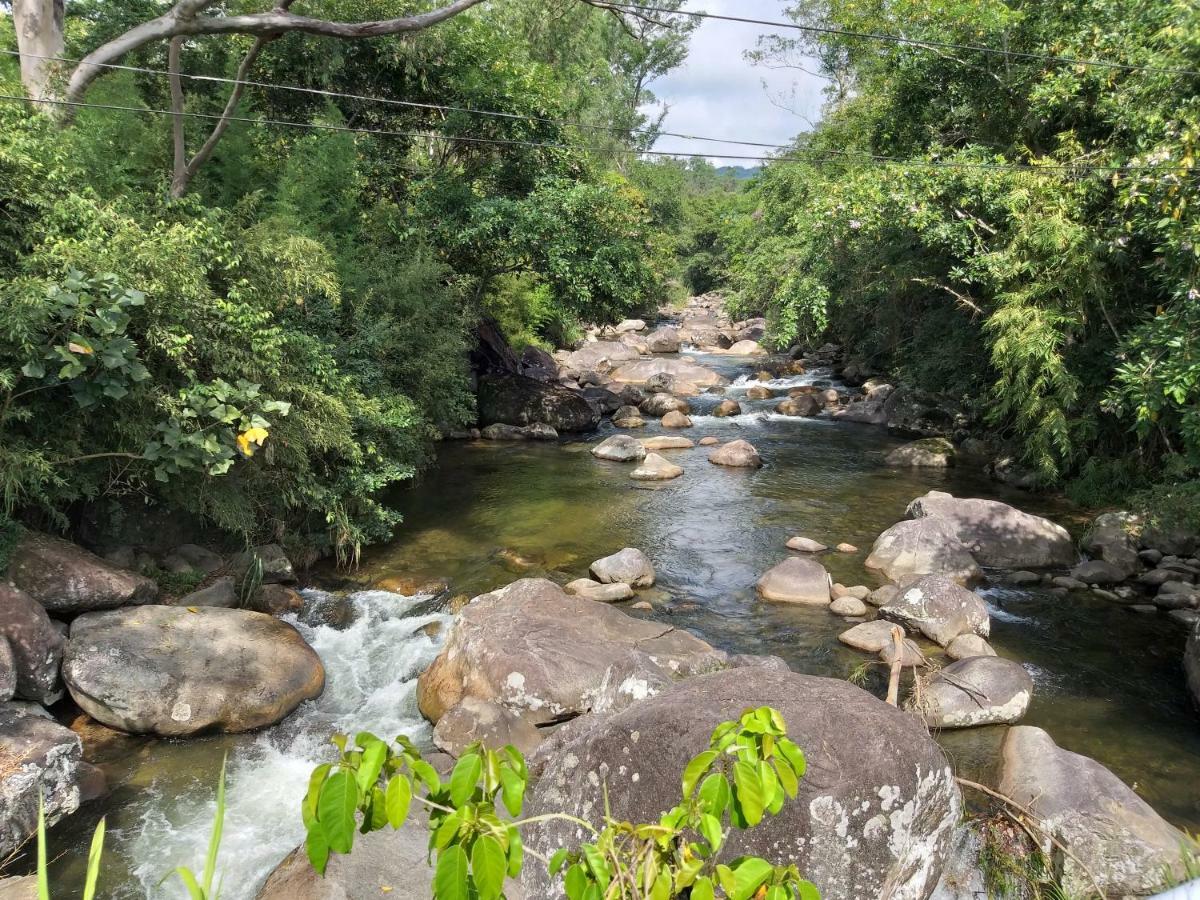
[127,589,450,899]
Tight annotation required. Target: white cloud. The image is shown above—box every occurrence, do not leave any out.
[640,0,828,167]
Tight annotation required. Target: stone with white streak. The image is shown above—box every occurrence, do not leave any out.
[917,657,1031,728]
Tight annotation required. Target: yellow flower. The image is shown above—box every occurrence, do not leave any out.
[236,426,270,457]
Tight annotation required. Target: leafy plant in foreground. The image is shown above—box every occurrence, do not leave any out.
[302,706,819,900]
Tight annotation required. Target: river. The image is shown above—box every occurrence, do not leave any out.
[46,349,1200,897]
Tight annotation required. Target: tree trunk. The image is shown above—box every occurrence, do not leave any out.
[12,0,65,103]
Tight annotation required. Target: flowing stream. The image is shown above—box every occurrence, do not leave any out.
[46,348,1200,897]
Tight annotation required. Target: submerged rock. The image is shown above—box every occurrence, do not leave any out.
[879,575,990,647]
[906,491,1076,569]
[8,533,158,615]
[756,557,831,605]
[865,518,982,586]
[630,453,683,481]
[609,358,725,394]
[416,579,725,730]
[998,726,1195,896]
[590,434,646,462]
[0,704,83,859]
[0,584,64,705]
[708,439,763,468]
[589,548,655,587]
[917,657,1031,728]
[63,606,325,736]
[522,669,961,900]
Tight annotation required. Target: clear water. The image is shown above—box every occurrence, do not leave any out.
[44,350,1200,897]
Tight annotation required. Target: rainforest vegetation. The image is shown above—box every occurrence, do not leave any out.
[1,0,1198,563]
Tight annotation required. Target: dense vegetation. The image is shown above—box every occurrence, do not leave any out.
[717,0,1200,521]
[0,1,715,561]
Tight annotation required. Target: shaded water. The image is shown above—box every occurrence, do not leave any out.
[45,351,1200,896]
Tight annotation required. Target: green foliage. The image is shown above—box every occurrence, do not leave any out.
[302,707,819,900]
[168,755,228,900]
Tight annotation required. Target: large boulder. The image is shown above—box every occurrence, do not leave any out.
[906,491,1076,569]
[477,374,599,432]
[878,576,989,647]
[0,704,83,859]
[833,395,888,426]
[885,438,956,468]
[8,533,157,615]
[998,726,1194,896]
[63,606,325,736]
[640,393,690,417]
[589,548,655,587]
[416,579,726,728]
[645,326,681,353]
[708,439,763,468]
[608,358,726,395]
[1186,621,1200,710]
[522,669,962,900]
[564,341,640,373]
[883,386,965,438]
[917,657,1031,728]
[756,557,831,605]
[865,519,983,586]
[1081,511,1141,578]
[0,584,65,704]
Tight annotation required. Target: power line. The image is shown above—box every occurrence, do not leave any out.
[0,47,788,152]
[594,2,1200,79]
[1,92,1191,176]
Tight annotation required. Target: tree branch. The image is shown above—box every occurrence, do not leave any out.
[167,36,187,196]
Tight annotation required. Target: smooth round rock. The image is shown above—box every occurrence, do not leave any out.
[590,434,647,462]
[708,439,763,468]
[631,453,683,481]
[756,557,831,605]
[589,548,655,587]
[661,410,693,428]
[830,596,869,617]
[918,656,1032,728]
[786,536,827,553]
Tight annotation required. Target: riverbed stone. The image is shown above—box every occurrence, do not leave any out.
[433,696,542,758]
[787,536,827,553]
[416,579,726,728]
[564,341,640,373]
[62,606,325,736]
[885,437,956,468]
[906,491,1076,569]
[8,533,158,615]
[867,584,899,606]
[477,373,599,433]
[590,434,646,462]
[880,637,926,667]
[661,410,693,428]
[645,326,681,353]
[521,668,961,900]
[589,548,655,587]
[0,584,64,705]
[708,439,763,468]
[1188,622,1200,709]
[639,393,690,417]
[775,395,820,417]
[745,385,772,400]
[630,453,683,480]
[865,518,983,586]
[698,436,719,446]
[639,435,693,451]
[998,725,1194,896]
[1070,559,1128,586]
[839,620,904,653]
[879,575,990,647]
[1081,511,1141,578]
[161,543,225,576]
[944,634,996,660]
[609,358,725,394]
[830,596,869,617]
[0,704,83,859]
[918,657,1031,728]
[724,339,766,356]
[756,557,831,605]
[712,399,742,417]
[230,543,296,585]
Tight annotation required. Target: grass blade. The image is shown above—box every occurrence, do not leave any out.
[36,793,49,900]
[202,755,228,895]
[82,818,107,900]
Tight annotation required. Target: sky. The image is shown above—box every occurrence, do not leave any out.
[641,0,827,167]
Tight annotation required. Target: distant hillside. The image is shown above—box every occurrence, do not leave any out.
[716,165,762,180]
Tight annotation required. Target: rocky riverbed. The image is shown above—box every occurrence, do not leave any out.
[6,295,1200,897]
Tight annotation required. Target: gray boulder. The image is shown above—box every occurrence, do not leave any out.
[230,543,295,584]
[564,341,640,373]
[0,704,83,859]
[917,657,1032,728]
[590,548,655,587]
[879,576,990,647]
[756,557,831,605]
[8,533,158,615]
[646,326,681,353]
[708,439,763,468]
[522,669,961,900]
[565,579,635,603]
[630,453,683,480]
[838,620,905,653]
[477,374,599,432]
[63,606,325,736]
[416,579,726,730]
[712,399,742,417]
[433,697,542,758]
[944,634,996,660]
[639,393,690,417]
[1070,559,1127,586]
[1081,511,1141,578]
[176,576,238,608]
[906,491,1076,569]
[608,358,726,395]
[865,518,982,586]
[999,726,1195,896]
[590,434,646,462]
[0,584,64,704]
[884,438,956,468]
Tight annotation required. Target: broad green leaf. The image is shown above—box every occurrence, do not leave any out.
[733,759,765,826]
[691,875,716,900]
[715,864,736,896]
[506,826,524,878]
[777,739,807,781]
[471,835,508,900]
[433,844,470,900]
[385,775,412,828]
[499,766,525,817]
[549,848,570,875]
[730,857,774,900]
[318,771,359,855]
[774,755,799,799]
[649,870,671,900]
[581,843,610,892]
[433,812,463,849]
[698,772,731,817]
[797,878,821,900]
[564,863,589,900]
[699,813,723,851]
[449,753,483,807]
[682,749,719,797]
[357,740,388,795]
[305,820,331,874]
[412,759,442,793]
